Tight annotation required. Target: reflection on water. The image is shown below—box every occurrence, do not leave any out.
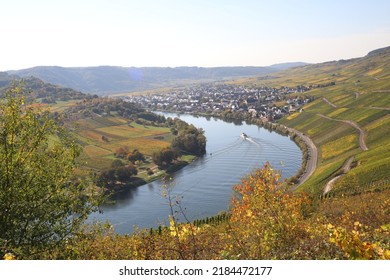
[89,113,302,234]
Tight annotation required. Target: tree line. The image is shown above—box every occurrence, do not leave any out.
[95,117,207,189]
[0,76,87,103]
[152,118,206,168]
[64,97,166,125]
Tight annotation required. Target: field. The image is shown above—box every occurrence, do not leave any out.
[48,100,81,112]
[71,115,171,170]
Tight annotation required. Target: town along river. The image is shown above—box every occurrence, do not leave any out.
[89,113,302,234]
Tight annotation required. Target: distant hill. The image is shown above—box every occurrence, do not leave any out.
[366,45,390,57]
[0,72,87,102]
[8,64,306,95]
[0,72,19,88]
[269,62,308,70]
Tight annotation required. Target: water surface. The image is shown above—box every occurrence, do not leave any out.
[89,113,301,234]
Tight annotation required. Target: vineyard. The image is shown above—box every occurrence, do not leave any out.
[256,49,390,196]
[322,179,390,198]
[71,115,171,170]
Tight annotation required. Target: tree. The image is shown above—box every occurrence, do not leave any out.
[228,163,310,259]
[127,149,145,163]
[114,146,130,158]
[0,84,100,258]
[115,165,137,182]
[96,165,138,188]
[152,148,179,168]
[171,121,206,156]
[111,159,125,168]
[96,168,116,188]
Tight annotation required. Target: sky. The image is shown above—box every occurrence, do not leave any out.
[1,0,389,71]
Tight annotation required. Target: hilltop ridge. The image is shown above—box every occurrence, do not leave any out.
[366,46,390,57]
[7,64,306,95]
[0,72,87,102]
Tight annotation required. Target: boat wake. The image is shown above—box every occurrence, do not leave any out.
[241,133,261,147]
[246,137,260,147]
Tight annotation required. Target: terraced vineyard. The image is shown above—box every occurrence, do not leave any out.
[237,47,390,196]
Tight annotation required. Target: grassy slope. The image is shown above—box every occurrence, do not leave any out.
[47,100,169,170]
[72,115,171,170]
[236,47,390,195]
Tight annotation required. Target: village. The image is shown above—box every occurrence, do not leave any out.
[123,83,315,121]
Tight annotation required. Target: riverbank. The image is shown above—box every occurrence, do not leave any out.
[157,110,317,191]
[102,155,197,199]
[89,113,302,233]
[287,128,318,190]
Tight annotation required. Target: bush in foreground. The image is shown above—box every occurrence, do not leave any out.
[0,84,101,259]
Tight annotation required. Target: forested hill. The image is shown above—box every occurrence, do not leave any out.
[8,64,306,95]
[0,72,87,102]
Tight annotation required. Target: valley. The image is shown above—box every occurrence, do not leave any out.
[121,47,390,198]
[1,46,389,260]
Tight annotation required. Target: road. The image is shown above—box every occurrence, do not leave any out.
[355,92,360,99]
[288,128,318,190]
[318,114,368,151]
[342,120,368,151]
[322,97,337,108]
[323,156,355,194]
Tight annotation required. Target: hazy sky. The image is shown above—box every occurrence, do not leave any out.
[1,0,389,70]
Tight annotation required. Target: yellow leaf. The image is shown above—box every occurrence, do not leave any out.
[4,253,16,260]
[384,250,390,260]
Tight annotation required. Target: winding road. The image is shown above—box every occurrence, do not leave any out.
[286,94,376,190]
[355,92,360,99]
[299,91,387,193]
[318,114,368,151]
[322,97,337,108]
[288,128,318,190]
[323,156,355,194]
[318,96,373,194]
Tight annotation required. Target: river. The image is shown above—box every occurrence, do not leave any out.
[89,113,302,234]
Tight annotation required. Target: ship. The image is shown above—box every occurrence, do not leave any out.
[241,132,248,139]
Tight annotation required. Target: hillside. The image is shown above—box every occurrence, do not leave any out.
[0,72,87,102]
[8,64,306,95]
[235,46,390,196]
[62,98,171,171]
[2,48,389,260]
[0,72,19,87]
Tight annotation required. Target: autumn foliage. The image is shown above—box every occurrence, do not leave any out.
[5,163,389,260]
[227,164,312,259]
